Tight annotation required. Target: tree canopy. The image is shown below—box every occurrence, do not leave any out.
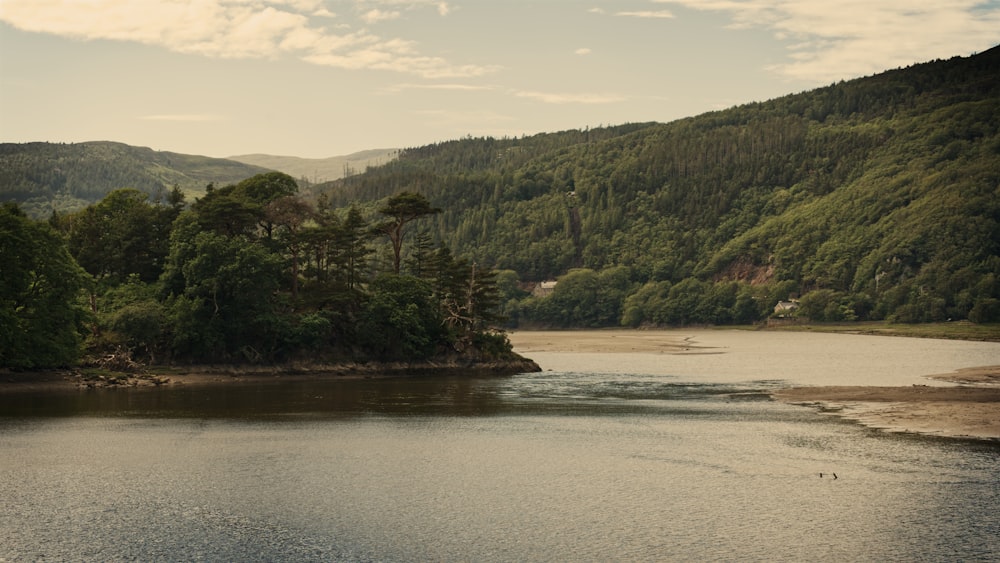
[2,176,515,369]
[374,191,442,274]
[1,203,89,368]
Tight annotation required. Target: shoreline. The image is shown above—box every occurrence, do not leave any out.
[508,329,1000,442]
[4,329,997,441]
[773,366,1000,441]
[0,356,541,394]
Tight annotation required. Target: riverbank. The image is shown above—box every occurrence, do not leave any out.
[0,356,541,394]
[508,329,1000,441]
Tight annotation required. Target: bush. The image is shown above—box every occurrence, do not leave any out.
[797,289,856,322]
[969,298,1000,323]
[471,330,513,359]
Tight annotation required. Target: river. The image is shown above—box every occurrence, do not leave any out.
[1,331,998,561]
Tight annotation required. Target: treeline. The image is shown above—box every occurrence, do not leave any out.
[0,141,270,218]
[318,46,1000,327]
[1,172,517,369]
[5,48,999,336]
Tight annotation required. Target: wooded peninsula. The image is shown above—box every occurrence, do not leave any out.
[2,181,535,372]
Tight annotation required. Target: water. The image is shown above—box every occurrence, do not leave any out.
[1,332,999,562]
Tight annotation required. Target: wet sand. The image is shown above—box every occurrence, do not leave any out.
[509,330,1000,441]
[773,372,1000,441]
[508,329,706,354]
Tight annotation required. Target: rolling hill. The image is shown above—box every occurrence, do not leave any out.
[0,141,273,218]
[227,149,399,185]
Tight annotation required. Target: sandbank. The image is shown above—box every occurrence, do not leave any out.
[508,329,708,354]
[773,376,1000,441]
[508,329,1000,441]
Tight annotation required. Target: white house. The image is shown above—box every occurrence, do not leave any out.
[532,280,558,298]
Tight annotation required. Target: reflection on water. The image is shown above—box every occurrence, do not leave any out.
[2,333,999,562]
[0,372,784,419]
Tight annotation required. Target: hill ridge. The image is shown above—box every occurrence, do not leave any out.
[315,45,1000,325]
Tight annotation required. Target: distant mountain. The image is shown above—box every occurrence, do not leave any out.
[0,141,273,218]
[319,45,1000,324]
[227,149,399,184]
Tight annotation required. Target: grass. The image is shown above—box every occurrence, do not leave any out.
[760,321,1000,342]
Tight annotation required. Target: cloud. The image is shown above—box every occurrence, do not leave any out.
[616,10,675,19]
[575,48,592,55]
[381,83,495,93]
[361,9,401,24]
[0,0,489,78]
[656,0,1000,82]
[513,90,627,104]
[355,0,452,17]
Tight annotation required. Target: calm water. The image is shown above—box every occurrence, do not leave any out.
[2,332,999,562]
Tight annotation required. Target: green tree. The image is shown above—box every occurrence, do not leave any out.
[356,274,444,359]
[596,266,634,326]
[374,192,441,274]
[235,171,298,204]
[265,195,315,300]
[662,278,710,325]
[404,231,435,277]
[536,269,600,327]
[426,248,505,335]
[495,269,529,327]
[1,203,89,368]
[100,277,167,362]
[797,289,857,322]
[66,188,176,284]
[334,206,374,291]
[192,184,260,238]
[621,281,671,327]
[163,225,286,362]
[234,172,299,239]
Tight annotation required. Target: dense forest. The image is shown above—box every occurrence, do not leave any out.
[4,46,999,364]
[1,174,524,370]
[0,141,272,218]
[317,46,1000,327]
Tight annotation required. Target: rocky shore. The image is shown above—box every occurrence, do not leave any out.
[0,355,542,393]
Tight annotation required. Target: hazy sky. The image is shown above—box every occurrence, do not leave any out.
[2,1,999,159]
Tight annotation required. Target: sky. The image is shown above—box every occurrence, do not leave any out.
[2,1,999,159]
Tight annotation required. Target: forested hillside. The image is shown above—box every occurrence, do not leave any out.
[0,141,271,218]
[4,47,998,341]
[319,46,1000,327]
